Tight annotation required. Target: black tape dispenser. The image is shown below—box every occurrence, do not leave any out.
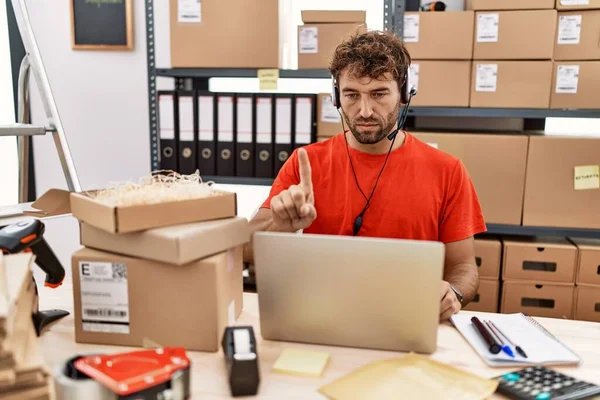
[221,326,260,397]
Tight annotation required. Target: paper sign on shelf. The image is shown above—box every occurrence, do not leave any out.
[258,69,279,91]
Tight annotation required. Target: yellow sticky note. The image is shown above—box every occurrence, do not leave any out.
[574,165,600,190]
[272,348,330,378]
[258,69,279,91]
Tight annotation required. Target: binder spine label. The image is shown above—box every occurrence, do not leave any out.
[159,95,175,140]
[256,98,272,144]
[179,96,194,141]
[198,96,214,141]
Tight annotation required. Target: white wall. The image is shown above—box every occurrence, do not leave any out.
[27,0,150,195]
[0,0,18,207]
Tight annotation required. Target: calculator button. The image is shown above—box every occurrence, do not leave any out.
[563,380,573,386]
[503,373,520,382]
[522,387,531,393]
[543,380,551,386]
[515,383,524,390]
[531,389,541,396]
[534,383,543,389]
[536,392,551,400]
[526,368,534,372]
[534,377,542,382]
[552,383,562,390]
[507,381,516,386]
[542,386,551,392]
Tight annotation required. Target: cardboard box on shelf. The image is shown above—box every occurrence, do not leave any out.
[317,93,343,138]
[469,0,555,10]
[403,11,474,59]
[80,217,250,265]
[409,61,472,107]
[298,11,366,69]
[72,246,243,352]
[463,279,499,313]
[502,237,578,284]
[169,0,279,68]
[556,0,600,10]
[470,61,552,108]
[501,281,575,319]
[411,133,528,225]
[473,10,557,60]
[554,11,600,61]
[474,238,502,279]
[571,238,600,286]
[551,62,600,109]
[70,190,237,234]
[523,136,600,229]
[574,285,600,322]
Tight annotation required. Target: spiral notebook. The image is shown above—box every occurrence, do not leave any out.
[450,312,582,367]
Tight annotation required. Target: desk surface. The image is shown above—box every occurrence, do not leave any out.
[40,289,600,399]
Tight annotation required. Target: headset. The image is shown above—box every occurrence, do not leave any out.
[331,65,417,236]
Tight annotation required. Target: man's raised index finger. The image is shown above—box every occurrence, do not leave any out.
[298,148,313,192]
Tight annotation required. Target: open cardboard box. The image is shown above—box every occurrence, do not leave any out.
[70,189,237,234]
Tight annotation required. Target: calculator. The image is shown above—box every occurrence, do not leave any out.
[496,366,600,400]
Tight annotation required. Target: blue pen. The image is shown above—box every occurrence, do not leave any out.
[486,321,515,358]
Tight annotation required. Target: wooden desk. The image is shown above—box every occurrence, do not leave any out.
[40,289,600,399]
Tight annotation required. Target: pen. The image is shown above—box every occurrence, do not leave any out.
[489,321,528,359]
[486,321,515,358]
[471,317,501,354]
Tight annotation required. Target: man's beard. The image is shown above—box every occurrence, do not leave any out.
[343,101,402,145]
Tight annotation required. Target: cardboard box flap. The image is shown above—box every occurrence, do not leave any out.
[502,236,575,249]
[301,10,366,23]
[23,189,72,217]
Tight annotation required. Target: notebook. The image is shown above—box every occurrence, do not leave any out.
[450,312,582,367]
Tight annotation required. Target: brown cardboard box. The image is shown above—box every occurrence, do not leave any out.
[501,281,575,318]
[411,133,528,225]
[571,238,600,286]
[169,0,278,68]
[298,11,366,69]
[470,61,552,108]
[473,10,557,60]
[470,0,555,9]
[523,136,600,229]
[574,285,600,322]
[556,0,600,10]
[474,238,502,279]
[72,247,243,351]
[463,279,500,313]
[551,62,600,109]
[555,12,600,61]
[317,93,343,138]
[410,61,472,107]
[70,190,237,234]
[403,12,474,59]
[502,237,578,283]
[80,217,250,265]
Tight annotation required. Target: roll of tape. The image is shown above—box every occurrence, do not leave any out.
[53,356,114,400]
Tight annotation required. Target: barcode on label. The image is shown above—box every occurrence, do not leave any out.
[112,263,127,279]
[84,308,127,318]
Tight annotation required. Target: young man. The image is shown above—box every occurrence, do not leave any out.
[244,31,486,321]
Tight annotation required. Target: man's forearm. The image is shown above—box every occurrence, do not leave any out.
[444,262,479,305]
[242,213,280,263]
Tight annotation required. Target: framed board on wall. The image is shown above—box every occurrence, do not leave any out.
[70,0,134,50]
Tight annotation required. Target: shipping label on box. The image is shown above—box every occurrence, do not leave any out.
[477,13,499,42]
[475,64,498,92]
[404,14,420,42]
[557,15,582,44]
[555,65,580,93]
[299,27,318,54]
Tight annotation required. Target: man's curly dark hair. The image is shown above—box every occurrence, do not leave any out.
[329,30,411,89]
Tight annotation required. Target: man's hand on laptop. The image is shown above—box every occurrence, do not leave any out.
[270,148,317,232]
[439,281,461,321]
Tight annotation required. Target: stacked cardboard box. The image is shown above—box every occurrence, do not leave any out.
[403,11,474,107]
[316,93,343,140]
[0,254,51,400]
[469,1,556,108]
[570,238,600,323]
[500,237,577,319]
[552,0,600,109]
[69,189,250,352]
[412,132,529,226]
[298,11,366,69]
[464,239,502,313]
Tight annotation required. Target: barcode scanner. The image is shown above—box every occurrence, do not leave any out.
[0,218,65,287]
[0,218,69,335]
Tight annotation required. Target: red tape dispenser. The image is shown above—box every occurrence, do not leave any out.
[55,347,191,399]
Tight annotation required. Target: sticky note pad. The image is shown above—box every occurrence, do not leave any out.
[272,348,330,378]
[574,165,600,190]
[258,69,279,91]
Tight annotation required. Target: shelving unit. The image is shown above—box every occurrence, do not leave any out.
[144,0,600,238]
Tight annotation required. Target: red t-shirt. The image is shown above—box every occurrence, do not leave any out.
[261,132,487,243]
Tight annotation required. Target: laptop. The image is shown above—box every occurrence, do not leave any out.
[253,232,445,354]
